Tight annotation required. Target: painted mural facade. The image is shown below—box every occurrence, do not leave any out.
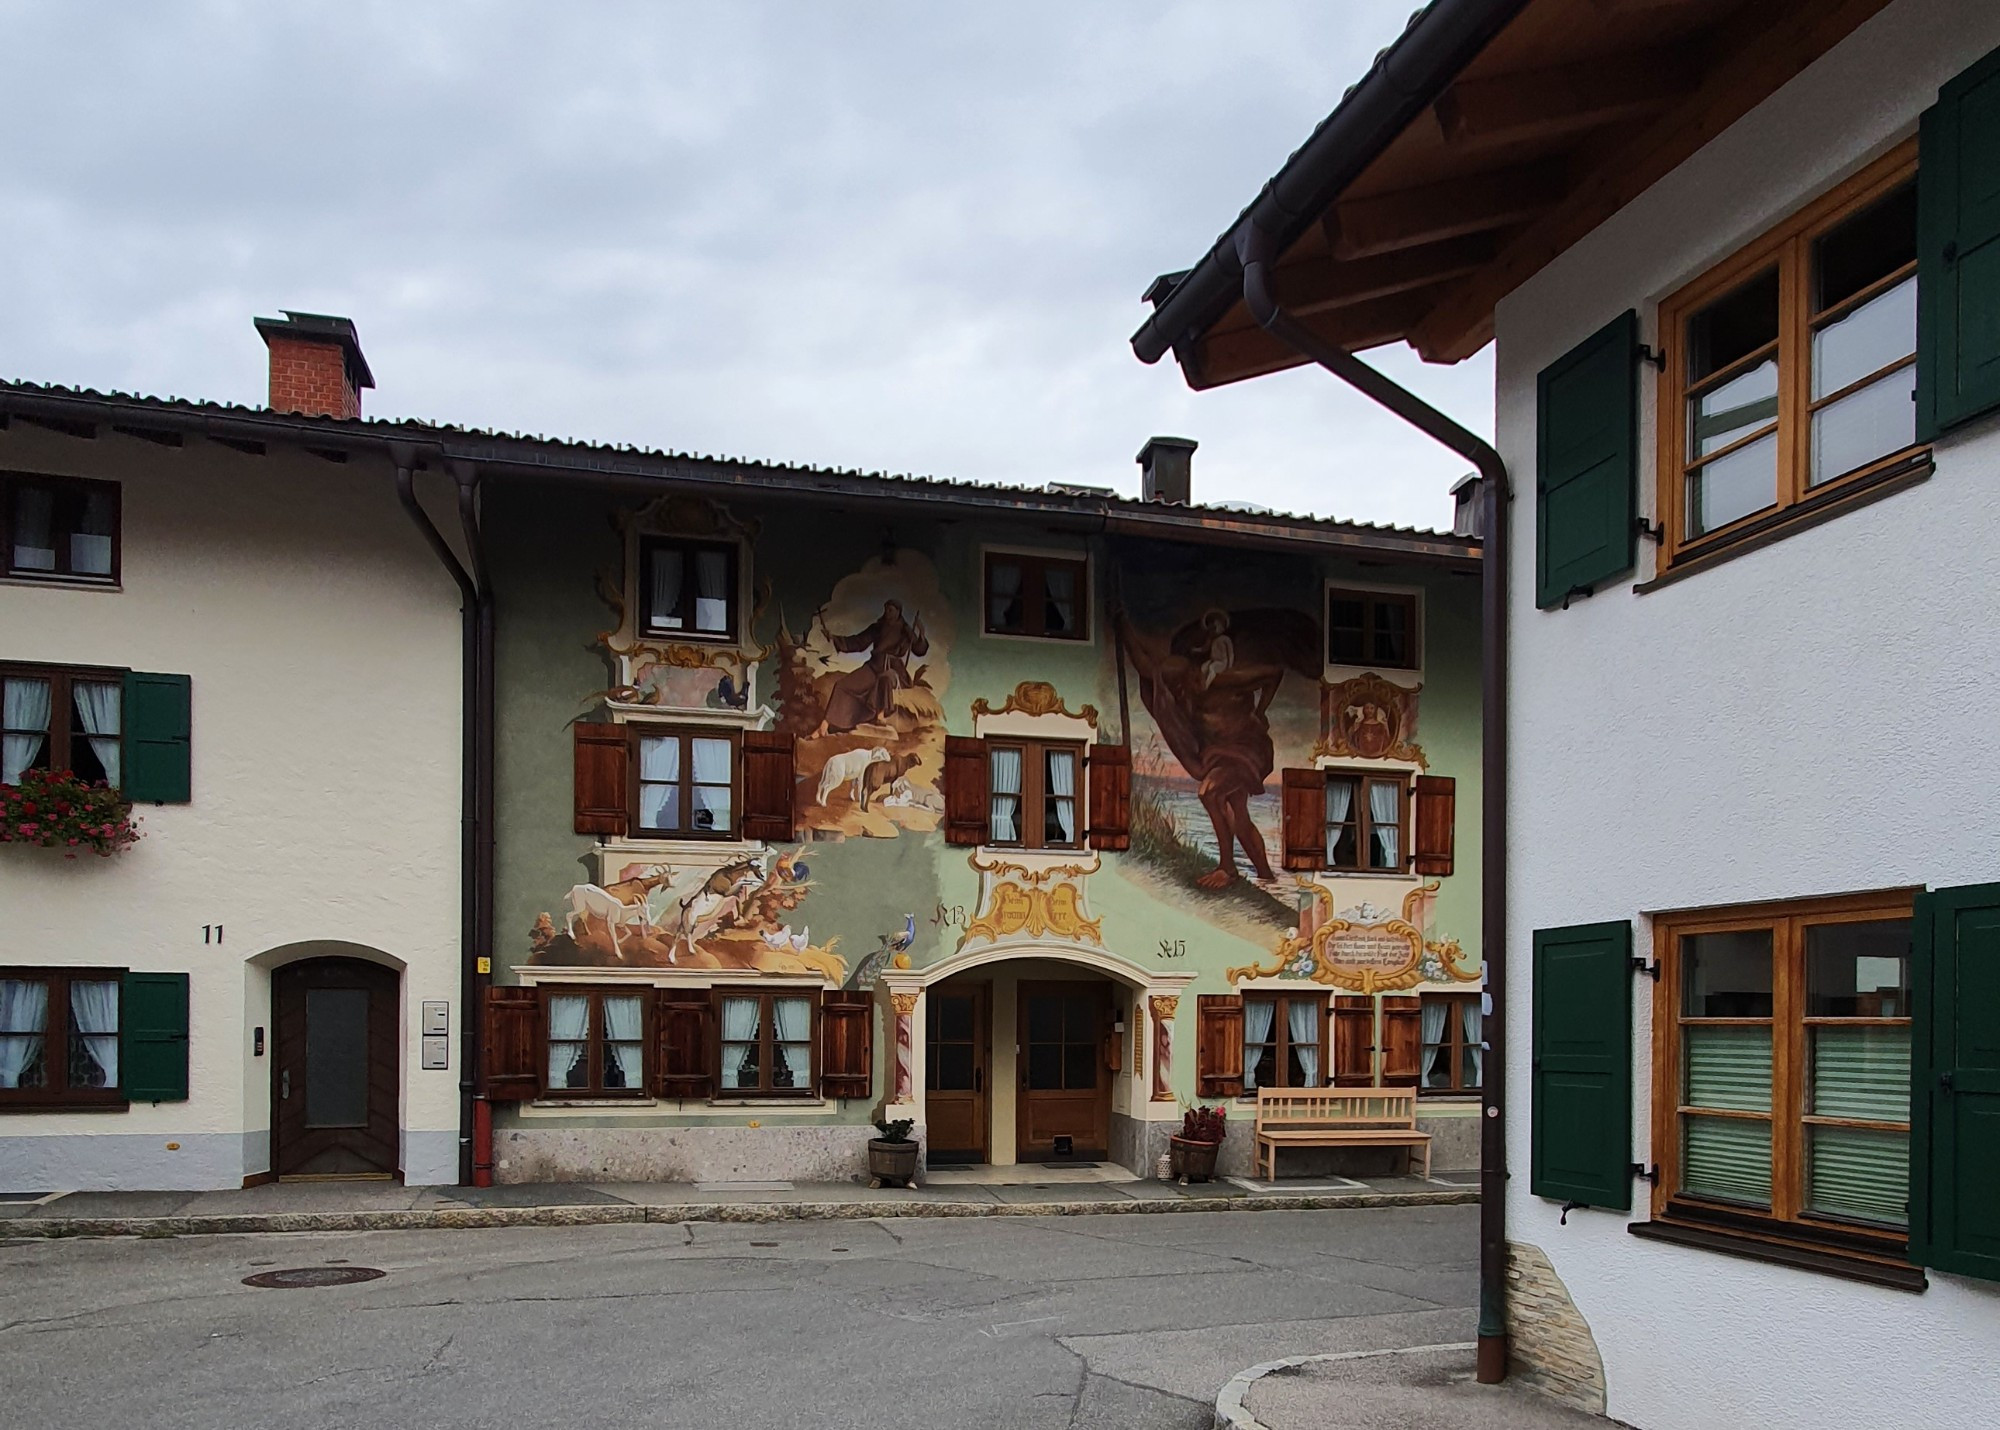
[487,481,1482,1183]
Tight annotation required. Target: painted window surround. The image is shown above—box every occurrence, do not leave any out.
[976,541,1098,648]
[970,702,1099,861]
[1322,577,1423,683]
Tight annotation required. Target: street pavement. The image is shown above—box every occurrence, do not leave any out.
[0,1204,1478,1430]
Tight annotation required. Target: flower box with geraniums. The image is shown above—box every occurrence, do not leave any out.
[0,769,141,858]
[868,1117,920,1188]
[1170,1102,1227,1183]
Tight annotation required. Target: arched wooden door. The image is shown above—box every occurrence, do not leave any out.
[272,957,400,1179]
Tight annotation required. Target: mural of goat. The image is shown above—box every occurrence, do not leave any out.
[563,865,674,961]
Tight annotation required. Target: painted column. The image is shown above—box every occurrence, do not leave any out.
[889,990,921,1104]
[1149,993,1178,1102]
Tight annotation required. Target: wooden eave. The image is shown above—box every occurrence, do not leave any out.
[1160,0,1900,385]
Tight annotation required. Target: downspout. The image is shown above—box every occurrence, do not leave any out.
[1238,225,1513,1386]
[453,463,497,1188]
[394,451,491,1187]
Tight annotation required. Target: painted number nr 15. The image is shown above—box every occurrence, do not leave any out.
[203,924,224,945]
[1158,939,1187,959]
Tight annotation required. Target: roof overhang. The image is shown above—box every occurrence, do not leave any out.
[1133,0,1899,384]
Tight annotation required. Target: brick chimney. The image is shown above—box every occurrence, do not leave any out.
[254,311,374,419]
[1136,435,1197,505]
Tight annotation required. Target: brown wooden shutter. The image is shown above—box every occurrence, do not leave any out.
[1332,996,1374,1087]
[1413,775,1456,877]
[1281,768,1327,871]
[573,722,629,836]
[1381,995,1422,1086]
[655,989,714,1099]
[819,990,873,1099]
[483,987,540,1101]
[1086,744,1132,851]
[943,735,989,846]
[741,729,797,842]
[1195,994,1244,1098]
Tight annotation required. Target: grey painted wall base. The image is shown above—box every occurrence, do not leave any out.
[1109,1111,1173,1179]
[493,1124,895,1184]
[400,1130,462,1187]
[1213,1110,1480,1180]
[1,1132,247,1192]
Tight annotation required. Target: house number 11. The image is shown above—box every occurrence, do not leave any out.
[203,924,223,945]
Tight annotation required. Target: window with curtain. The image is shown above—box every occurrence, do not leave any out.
[1,663,123,788]
[641,537,739,640]
[1323,771,1408,872]
[1418,992,1481,1094]
[1656,894,1913,1247]
[982,553,1089,640]
[1325,588,1419,669]
[541,987,647,1098]
[1656,145,1923,569]
[3,474,119,581]
[1242,994,1325,1091]
[985,739,1084,850]
[0,968,124,1108]
[717,989,817,1096]
[632,727,738,838]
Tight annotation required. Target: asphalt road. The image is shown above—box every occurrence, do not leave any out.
[0,1205,1477,1430]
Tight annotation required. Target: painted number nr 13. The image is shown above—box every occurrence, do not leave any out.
[203,924,224,945]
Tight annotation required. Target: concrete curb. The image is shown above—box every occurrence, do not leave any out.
[1213,1342,1478,1430]
[1,1186,1476,1240]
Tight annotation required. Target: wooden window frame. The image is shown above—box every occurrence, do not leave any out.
[628,724,741,841]
[985,737,1086,851]
[1650,889,1916,1264]
[713,986,819,1098]
[537,984,651,1100]
[638,536,741,644]
[1418,990,1481,1096]
[1657,142,1924,573]
[1,473,121,585]
[982,552,1090,641]
[1242,993,1328,1092]
[1325,586,1420,671]
[0,661,125,789]
[1323,768,1409,874]
[0,966,128,1111]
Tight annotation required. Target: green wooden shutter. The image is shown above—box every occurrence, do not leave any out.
[1911,883,2000,1282]
[1531,920,1632,1210]
[121,971,190,1102]
[123,671,191,804]
[1536,310,1639,610]
[1917,43,2000,440]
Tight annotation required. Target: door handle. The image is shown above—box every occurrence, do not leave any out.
[975,1067,983,1093]
[281,1070,291,1100]
[1940,1070,1955,1093]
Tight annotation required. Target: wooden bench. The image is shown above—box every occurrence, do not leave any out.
[1251,1087,1431,1181]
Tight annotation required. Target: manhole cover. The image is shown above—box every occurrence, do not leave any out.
[242,1266,386,1289]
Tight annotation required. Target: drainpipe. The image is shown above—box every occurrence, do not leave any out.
[1237,225,1512,1385]
[394,451,492,1187]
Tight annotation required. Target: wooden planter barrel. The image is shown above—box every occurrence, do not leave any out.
[1169,1134,1220,1183]
[868,1137,920,1187]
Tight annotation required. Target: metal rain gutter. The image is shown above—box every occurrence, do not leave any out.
[1130,0,1528,368]
[1239,221,1513,1386]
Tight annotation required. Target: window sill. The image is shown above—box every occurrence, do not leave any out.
[1628,1217,1925,1292]
[1636,451,1933,593]
[530,1097,658,1109]
[706,1096,827,1108]
[0,573,121,593]
[0,1097,129,1114]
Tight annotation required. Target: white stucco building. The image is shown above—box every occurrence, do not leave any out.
[1131,0,2000,1424]
[0,316,466,1189]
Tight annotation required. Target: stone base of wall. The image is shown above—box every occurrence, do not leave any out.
[1209,1110,1479,1180]
[494,1124,914,1185]
[1506,1240,1607,1415]
[1110,1111,1173,1178]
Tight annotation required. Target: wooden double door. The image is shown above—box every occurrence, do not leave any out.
[272,958,400,1179]
[925,979,1114,1164]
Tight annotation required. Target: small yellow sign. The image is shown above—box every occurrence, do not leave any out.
[476,957,491,975]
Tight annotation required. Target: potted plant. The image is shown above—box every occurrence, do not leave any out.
[868,1117,919,1188]
[0,769,141,858]
[1170,1102,1227,1183]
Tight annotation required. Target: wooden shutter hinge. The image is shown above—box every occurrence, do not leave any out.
[1634,343,1666,371]
[1630,956,1660,981]
[1559,583,1595,610]
[1634,516,1664,545]
[1631,1161,1660,1184]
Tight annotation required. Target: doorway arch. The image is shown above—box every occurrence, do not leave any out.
[267,954,401,1179]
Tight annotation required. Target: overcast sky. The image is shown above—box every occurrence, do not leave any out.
[1,2,1493,531]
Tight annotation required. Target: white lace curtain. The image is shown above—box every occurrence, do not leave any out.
[693,551,730,631]
[1289,999,1322,1088]
[547,995,590,1088]
[1043,565,1076,633]
[72,487,115,575]
[1421,997,1451,1087]
[1242,998,1276,1089]
[601,995,644,1091]
[989,747,1023,842]
[772,996,811,1087]
[0,979,47,1088]
[11,486,54,570]
[3,677,51,786]
[1046,750,1077,843]
[1369,781,1401,868]
[74,681,120,787]
[1461,997,1483,1088]
[639,736,680,829]
[650,547,685,628]
[1324,779,1353,864]
[987,560,1023,627]
[692,737,733,831]
[721,996,762,1089]
[70,980,119,1088]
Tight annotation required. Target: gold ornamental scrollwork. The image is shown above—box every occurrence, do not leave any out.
[1314,671,1427,769]
[961,881,1103,947]
[1229,881,1475,993]
[1148,994,1180,1022]
[888,991,921,1017]
[971,680,1099,727]
[967,852,1095,887]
